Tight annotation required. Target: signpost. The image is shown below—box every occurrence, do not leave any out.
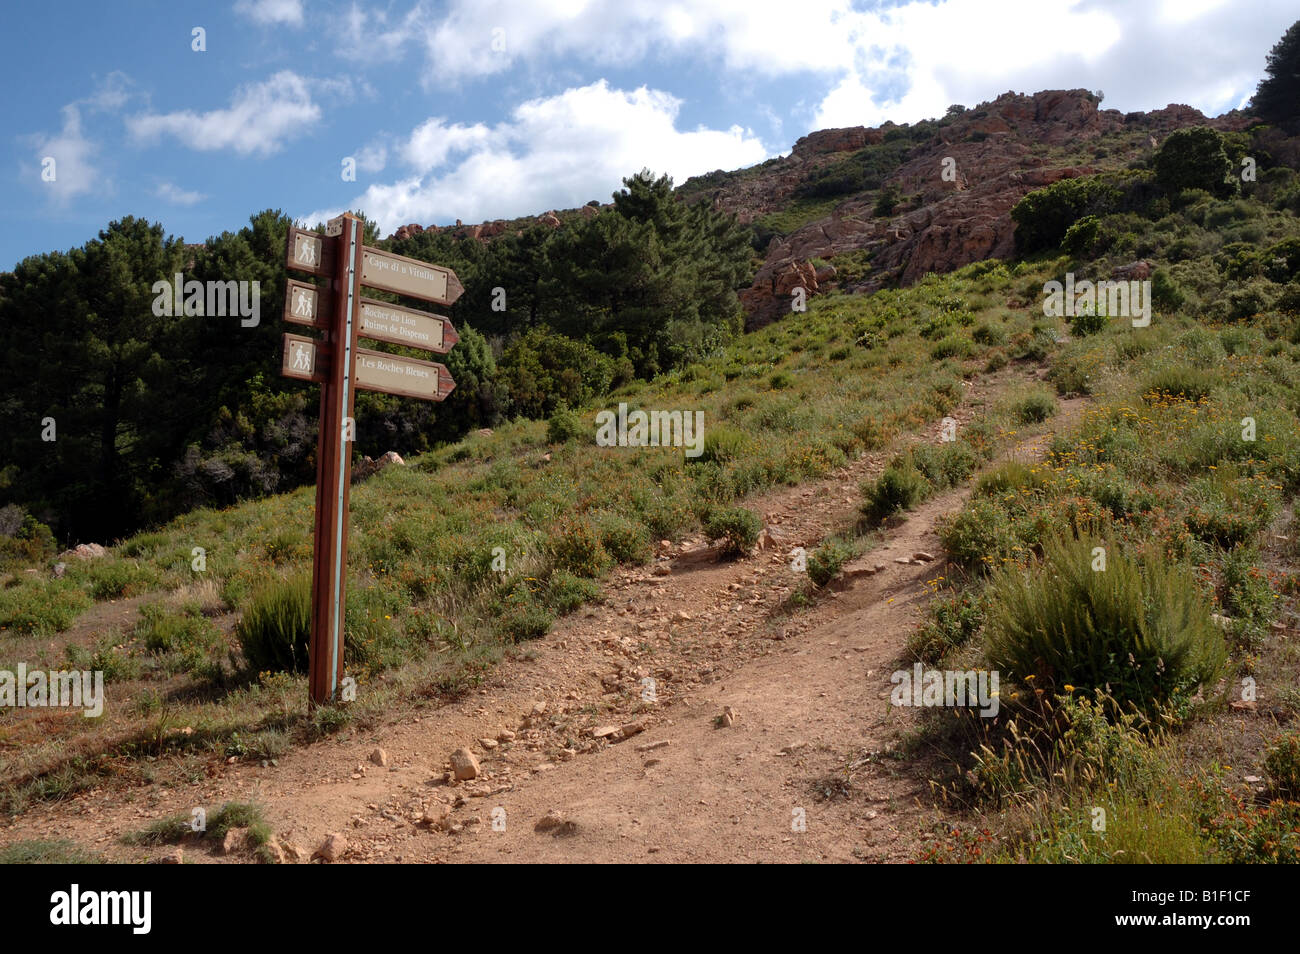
[281,212,461,705]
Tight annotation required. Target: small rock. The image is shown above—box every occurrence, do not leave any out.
[280,841,306,863]
[619,719,647,740]
[450,747,481,781]
[1244,775,1263,784]
[652,565,671,577]
[912,551,935,563]
[478,738,499,750]
[1211,614,1234,631]
[534,811,578,837]
[313,832,348,862]
[497,729,516,742]
[717,706,737,728]
[368,747,390,767]
[636,739,671,753]
[591,725,620,739]
[221,828,249,855]
[153,847,184,864]
[421,804,453,830]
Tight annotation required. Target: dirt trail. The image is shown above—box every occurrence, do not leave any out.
[2,375,1084,864]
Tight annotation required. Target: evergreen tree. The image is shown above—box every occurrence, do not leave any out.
[1252,20,1300,131]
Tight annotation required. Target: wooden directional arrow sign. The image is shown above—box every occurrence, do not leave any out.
[358,297,458,353]
[360,246,464,306]
[354,347,455,402]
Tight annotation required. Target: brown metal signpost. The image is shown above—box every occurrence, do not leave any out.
[282,214,461,705]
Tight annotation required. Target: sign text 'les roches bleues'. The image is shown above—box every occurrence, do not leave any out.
[279,216,462,705]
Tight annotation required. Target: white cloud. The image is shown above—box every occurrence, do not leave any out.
[355,142,388,173]
[234,0,304,26]
[305,80,769,232]
[27,105,100,203]
[126,71,326,157]
[155,182,206,205]
[366,0,1292,128]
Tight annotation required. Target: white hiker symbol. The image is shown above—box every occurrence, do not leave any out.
[293,287,313,317]
[291,344,311,371]
[297,237,318,266]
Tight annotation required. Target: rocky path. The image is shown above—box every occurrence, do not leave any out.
[2,376,1083,864]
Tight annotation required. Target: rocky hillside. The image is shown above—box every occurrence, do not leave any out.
[387,88,1255,329]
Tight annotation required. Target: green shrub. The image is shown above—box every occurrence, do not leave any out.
[807,539,855,587]
[1011,390,1056,425]
[551,519,611,578]
[1143,366,1214,403]
[939,498,1018,572]
[236,574,311,674]
[1061,215,1102,257]
[908,589,986,664]
[0,579,91,636]
[1264,732,1300,798]
[701,506,762,559]
[908,442,978,490]
[1153,127,1233,198]
[546,570,601,615]
[692,426,751,465]
[930,334,975,360]
[595,511,652,565]
[1150,269,1185,311]
[975,460,1052,498]
[546,404,585,444]
[861,463,927,521]
[985,535,1226,714]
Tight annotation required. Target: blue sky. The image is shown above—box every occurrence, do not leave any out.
[3,0,1296,270]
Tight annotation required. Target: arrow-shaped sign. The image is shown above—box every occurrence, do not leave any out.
[358,297,458,353]
[359,246,464,306]
[353,347,456,402]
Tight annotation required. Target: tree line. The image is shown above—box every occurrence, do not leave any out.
[0,171,755,545]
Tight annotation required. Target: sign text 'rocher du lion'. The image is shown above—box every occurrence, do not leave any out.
[358,298,458,353]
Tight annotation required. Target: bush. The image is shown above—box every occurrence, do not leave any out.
[939,498,1018,572]
[908,442,978,490]
[701,506,762,559]
[908,589,986,664]
[861,463,927,522]
[1151,269,1186,311]
[1143,366,1213,403]
[1264,732,1300,798]
[545,570,601,615]
[1153,127,1233,198]
[236,575,312,674]
[0,579,91,637]
[551,518,611,578]
[546,404,585,444]
[693,426,751,465]
[1061,215,1102,257]
[1011,390,1056,425]
[975,460,1052,498]
[807,539,855,587]
[595,511,652,565]
[985,535,1226,714]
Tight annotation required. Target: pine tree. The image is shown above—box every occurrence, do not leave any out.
[1252,20,1300,130]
